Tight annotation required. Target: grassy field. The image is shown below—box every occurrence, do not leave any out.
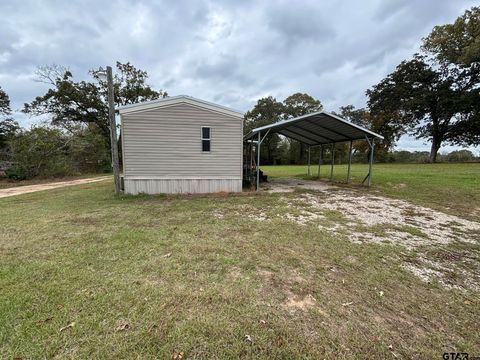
[263,163,480,221]
[1,164,479,358]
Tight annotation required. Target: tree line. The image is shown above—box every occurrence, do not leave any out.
[0,62,166,179]
[0,7,478,179]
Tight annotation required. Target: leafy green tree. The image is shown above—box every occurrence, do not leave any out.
[283,93,323,163]
[422,6,480,148]
[0,86,20,157]
[367,54,478,163]
[244,96,285,164]
[0,86,11,116]
[391,150,414,163]
[244,93,324,165]
[244,96,284,133]
[367,8,480,163]
[275,138,291,165]
[446,149,476,162]
[7,124,111,180]
[91,62,165,107]
[8,126,75,179]
[338,105,403,162]
[283,93,322,118]
[0,118,20,154]
[422,7,480,67]
[69,125,111,173]
[24,68,109,138]
[23,62,166,143]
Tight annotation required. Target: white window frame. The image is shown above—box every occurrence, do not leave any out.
[201,126,211,152]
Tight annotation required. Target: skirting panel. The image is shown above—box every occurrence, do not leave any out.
[124,178,242,194]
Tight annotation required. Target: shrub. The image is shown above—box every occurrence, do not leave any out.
[5,165,27,180]
[8,124,110,180]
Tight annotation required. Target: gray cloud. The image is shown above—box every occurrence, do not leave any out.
[0,0,477,153]
[267,3,337,46]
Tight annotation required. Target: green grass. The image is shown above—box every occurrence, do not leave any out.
[1,174,479,358]
[262,163,480,221]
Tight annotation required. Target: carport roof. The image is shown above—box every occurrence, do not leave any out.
[244,111,383,145]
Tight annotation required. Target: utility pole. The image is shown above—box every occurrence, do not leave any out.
[106,66,121,193]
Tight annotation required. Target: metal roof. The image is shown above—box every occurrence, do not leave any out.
[244,111,384,145]
[116,95,244,118]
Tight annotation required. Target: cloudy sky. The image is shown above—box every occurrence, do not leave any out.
[0,0,478,153]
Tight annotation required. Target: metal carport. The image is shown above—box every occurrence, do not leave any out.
[243,111,384,190]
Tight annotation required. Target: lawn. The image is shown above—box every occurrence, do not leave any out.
[0,164,479,358]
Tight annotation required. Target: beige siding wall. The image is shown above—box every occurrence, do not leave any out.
[121,102,243,193]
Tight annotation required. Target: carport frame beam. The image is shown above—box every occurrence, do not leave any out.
[318,145,322,179]
[330,143,335,180]
[307,146,311,176]
[347,140,353,183]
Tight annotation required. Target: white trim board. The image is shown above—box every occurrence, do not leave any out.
[117,95,244,119]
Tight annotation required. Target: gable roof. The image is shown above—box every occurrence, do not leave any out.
[244,111,384,145]
[116,95,244,118]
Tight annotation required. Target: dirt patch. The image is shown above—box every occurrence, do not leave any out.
[386,182,407,189]
[284,294,317,311]
[257,269,274,281]
[402,259,480,292]
[228,266,243,280]
[257,268,319,313]
[236,179,478,248]
[262,178,333,193]
[287,270,308,284]
[285,211,324,225]
[295,191,480,249]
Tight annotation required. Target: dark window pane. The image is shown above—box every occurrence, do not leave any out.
[202,127,210,139]
[202,139,210,152]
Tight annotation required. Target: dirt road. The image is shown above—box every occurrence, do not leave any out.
[0,176,111,198]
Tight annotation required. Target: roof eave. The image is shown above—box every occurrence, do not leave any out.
[116,95,244,119]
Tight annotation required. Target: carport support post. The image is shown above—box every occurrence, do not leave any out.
[330,143,335,180]
[368,138,375,187]
[347,140,353,183]
[307,146,311,176]
[250,141,254,179]
[248,139,253,181]
[318,145,322,179]
[256,132,261,191]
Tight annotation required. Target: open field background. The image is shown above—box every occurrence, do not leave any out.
[0,164,479,358]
